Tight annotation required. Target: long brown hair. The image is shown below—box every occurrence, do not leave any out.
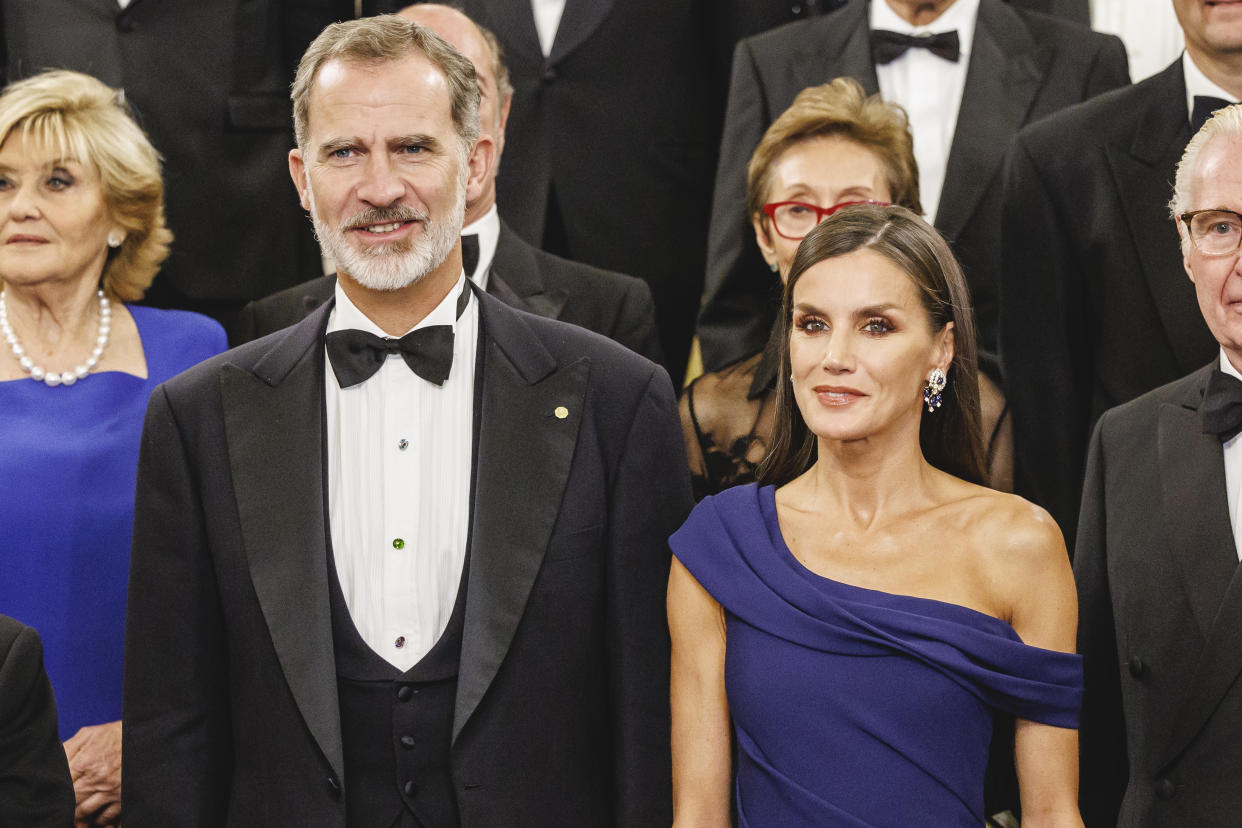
[757,204,985,486]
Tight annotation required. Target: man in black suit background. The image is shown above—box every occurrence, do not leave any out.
[372,0,724,379]
[124,15,691,826]
[1075,104,1242,826]
[0,0,353,328]
[696,0,1128,376]
[234,3,663,367]
[1000,0,1239,539]
[0,615,73,828]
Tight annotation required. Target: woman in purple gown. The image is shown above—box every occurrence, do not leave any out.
[0,71,225,826]
[668,205,1083,827]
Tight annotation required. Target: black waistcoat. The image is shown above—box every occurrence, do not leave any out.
[327,550,468,828]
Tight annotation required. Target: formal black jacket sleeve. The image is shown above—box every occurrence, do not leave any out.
[124,386,234,826]
[1073,415,1128,828]
[0,616,75,828]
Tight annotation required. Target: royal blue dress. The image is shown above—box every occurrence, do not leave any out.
[0,305,225,739]
[670,483,1083,827]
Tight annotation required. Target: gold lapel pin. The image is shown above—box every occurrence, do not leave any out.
[554,406,569,419]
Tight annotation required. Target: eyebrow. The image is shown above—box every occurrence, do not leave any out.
[793,301,902,317]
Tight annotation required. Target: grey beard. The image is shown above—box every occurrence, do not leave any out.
[309,183,466,292]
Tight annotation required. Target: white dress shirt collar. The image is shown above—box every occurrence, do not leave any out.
[462,205,500,292]
[1184,51,1238,126]
[328,271,469,339]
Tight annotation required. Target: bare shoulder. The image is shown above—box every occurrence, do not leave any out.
[945,483,1075,645]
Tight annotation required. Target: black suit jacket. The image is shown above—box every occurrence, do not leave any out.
[124,286,692,825]
[0,616,74,828]
[0,0,351,304]
[1075,364,1242,826]
[231,221,664,366]
[374,0,724,375]
[1000,60,1216,541]
[696,0,1129,372]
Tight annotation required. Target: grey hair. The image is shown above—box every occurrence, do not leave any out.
[1170,103,1242,218]
[291,15,480,154]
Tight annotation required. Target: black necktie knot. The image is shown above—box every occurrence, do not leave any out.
[871,29,960,65]
[1202,368,1242,442]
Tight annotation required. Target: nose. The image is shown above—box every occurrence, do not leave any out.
[822,330,855,373]
[354,153,406,207]
[6,180,40,220]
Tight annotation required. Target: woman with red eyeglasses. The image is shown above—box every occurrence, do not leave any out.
[680,78,1011,499]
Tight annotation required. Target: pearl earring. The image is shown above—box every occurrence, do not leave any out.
[107,234,122,249]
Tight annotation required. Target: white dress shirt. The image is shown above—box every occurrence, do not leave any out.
[1184,51,1238,126]
[872,0,979,223]
[325,275,478,670]
[1220,351,1242,561]
[462,205,501,291]
[1091,0,1183,83]
[531,0,567,57]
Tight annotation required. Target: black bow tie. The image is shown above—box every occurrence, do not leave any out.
[1202,368,1242,442]
[871,29,960,64]
[1191,95,1234,135]
[325,286,470,388]
[462,233,480,278]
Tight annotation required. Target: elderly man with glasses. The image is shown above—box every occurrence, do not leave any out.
[1076,103,1242,827]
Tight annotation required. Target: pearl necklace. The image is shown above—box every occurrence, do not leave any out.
[0,288,111,386]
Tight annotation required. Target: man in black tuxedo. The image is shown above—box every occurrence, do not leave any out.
[0,615,73,828]
[696,0,1128,376]
[124,16,691,826]
[0,0,352,327]
[1000,0,1240,540]
[233,4,663,367]
[1075,105,1242,826]
[372,0,724,379]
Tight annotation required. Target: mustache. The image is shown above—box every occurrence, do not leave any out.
[342,206,428,231]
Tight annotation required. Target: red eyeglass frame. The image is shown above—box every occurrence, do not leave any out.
[761,199,891,240]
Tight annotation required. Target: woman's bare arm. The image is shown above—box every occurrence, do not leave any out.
[668,558,731,827]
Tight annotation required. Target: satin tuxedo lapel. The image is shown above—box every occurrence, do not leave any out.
[793,1,878,96]
[488,223,569,321]
[937,0,1046,238]
[220,303,343,783]
[548,0,617,66]
[454,288,588,741]
[1107,63,1202,373]
[1157,368,1242,769]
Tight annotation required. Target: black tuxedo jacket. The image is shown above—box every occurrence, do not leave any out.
[124,286,692,825]
[1000,61,1217,541]
[0,616,73,828]
[719,0,1088,59]
[696,0,1128,372]
[371,0,724,375]
[1075,364,1242,826]
[231,221,664,366]
[0,0,351,304]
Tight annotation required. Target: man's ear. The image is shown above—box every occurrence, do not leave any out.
[465,136,495,204]
[289,148,311,212]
